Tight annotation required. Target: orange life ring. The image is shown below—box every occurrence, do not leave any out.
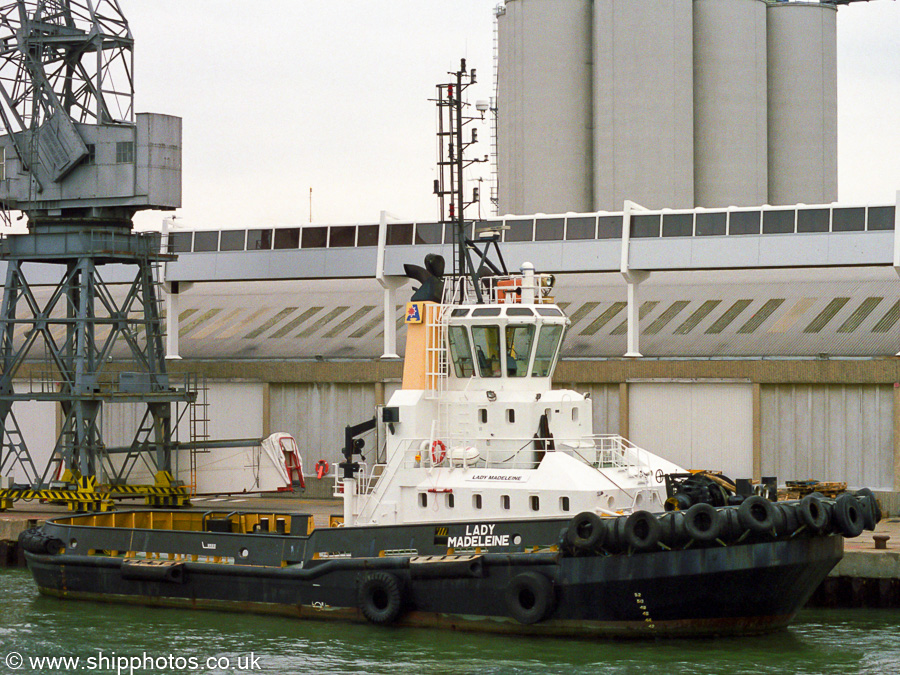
[315,459,330,479]
[431,439,447,465]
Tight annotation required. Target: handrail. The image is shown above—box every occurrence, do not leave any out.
[352,434,656,475]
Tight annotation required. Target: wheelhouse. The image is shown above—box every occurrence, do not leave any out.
[446,305,567,383]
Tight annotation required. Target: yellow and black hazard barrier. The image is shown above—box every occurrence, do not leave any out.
[0,472,190,512]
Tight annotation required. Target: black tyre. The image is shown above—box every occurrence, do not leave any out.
[738,495,777,534]
[505,572,555,625]
[358,572,403,625]
[855,488,881,531]
[833,493,865,538]
[43,537,64,555]
[657,511,687,548]
[566,511,606,552]
[798,494,828,533]
[683,503,723,542]
[623,510,661,552]
[720,507,743,541]
[775,502,801,536]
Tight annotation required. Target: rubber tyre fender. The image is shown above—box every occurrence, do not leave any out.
[505,572,555,625]
[774,502,801,536]
[720,507,743,542]
[566,511,606,552]
[358,572,403,625]
[623,510,661,552]
[683,503,723,542]
[798,494,828,534]
[657,511,687,549]
[738,495,777,534]
[43,537,64,555]
[854,488,880,531]
[832,493,865,538]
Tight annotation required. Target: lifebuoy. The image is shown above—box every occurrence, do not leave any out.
[738,495,777,534]
[358,572,403,625]
[623,510,661,552]
[798,494,828,533]
[314,460,329,479]
[566,511,606,552]
[833,493,864,538]
[683,503,723,542]
[504,572,555,624]
[431,439,447,465]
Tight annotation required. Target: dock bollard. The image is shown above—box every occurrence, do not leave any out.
[873,534,890,550]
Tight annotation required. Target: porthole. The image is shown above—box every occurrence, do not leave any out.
[239,548,249,558]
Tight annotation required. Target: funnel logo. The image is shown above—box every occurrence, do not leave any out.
[405,302,423,324]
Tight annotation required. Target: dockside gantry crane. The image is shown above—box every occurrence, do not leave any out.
[0,0,194,511]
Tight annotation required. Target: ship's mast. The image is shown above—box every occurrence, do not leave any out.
[433,59,504,303]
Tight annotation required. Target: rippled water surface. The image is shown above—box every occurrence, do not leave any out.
[2,568,899,674]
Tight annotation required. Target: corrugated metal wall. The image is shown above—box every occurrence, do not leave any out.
[269,383,378,477]
[761,384,893,490]
[628,382,753,477]
[102,381,265,486]
[582,383,620,436]
[9,388,56,484]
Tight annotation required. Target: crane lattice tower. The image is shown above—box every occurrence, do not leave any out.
[0,1,192,510]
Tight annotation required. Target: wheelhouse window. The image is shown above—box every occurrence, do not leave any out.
[471,325,501,378]
[448,325,475,378]
[532,324,564,377]
[505,324,535,377]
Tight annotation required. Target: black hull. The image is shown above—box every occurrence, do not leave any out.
[25,535,842,638]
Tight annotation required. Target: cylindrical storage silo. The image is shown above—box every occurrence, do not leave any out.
[767,2,837,206]
[592,0,694,211]
[693,0,768,208]
[496,0,593,216]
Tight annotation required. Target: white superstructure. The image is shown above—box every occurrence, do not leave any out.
[338,263,683,526]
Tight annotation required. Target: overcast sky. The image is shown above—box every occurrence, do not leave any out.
[121,1,900,231]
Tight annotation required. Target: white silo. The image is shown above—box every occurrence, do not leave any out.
[767,1,838,206]
[693,0,768,208]
[496,0,593,215]
[592,0,694,212]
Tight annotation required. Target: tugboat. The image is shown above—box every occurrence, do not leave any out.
[19,254,879,637]
[18,60,878,638]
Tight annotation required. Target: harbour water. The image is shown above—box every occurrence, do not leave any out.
[2,568,898,675]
